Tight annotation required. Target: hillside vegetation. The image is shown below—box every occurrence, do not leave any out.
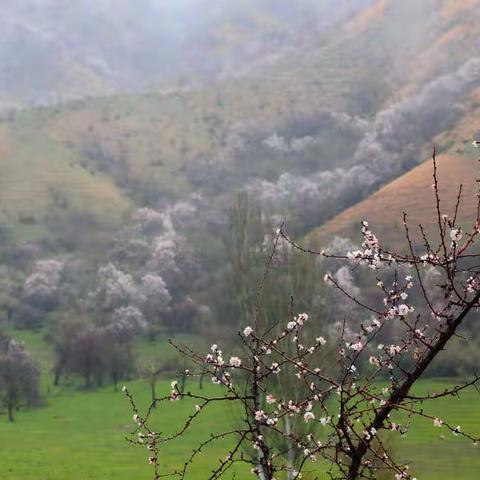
[0,0,478,259]
[307,87,480,250]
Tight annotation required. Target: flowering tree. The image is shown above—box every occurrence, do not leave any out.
[0,333,40,422]
[124,151,480,479]
[23,258,65,310]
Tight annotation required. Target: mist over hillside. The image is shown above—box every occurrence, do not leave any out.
[0,0,372,109]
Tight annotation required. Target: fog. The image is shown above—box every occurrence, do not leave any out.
[0,0,372,107]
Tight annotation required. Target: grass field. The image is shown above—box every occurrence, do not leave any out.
[0,360,479,479]
[1,330,480,479]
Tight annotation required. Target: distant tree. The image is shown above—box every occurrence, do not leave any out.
[0,333,40,422]
[66,326,105,388]
[46,319,84,386]
[140,274,172,325]
[88,263,142,312]
[23,259,65,310]
[54,307,142,389]
[0,265,23,322]
[140,358,179,404]
[103,334,135,391]
[222,194,332,476]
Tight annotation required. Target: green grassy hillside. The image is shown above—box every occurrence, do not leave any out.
[1,0,478,258]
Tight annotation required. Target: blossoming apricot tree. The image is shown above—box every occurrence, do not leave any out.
[124,150,480,479]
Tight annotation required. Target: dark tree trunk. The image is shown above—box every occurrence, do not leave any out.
[180,371,186,394]
[53,367,62,386]
[7,402,13,422]
[151,377,156,405]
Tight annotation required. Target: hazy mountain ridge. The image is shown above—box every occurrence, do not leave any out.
[0,0,372,110]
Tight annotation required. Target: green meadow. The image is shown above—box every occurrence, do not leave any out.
[0,329,479,479]
[1,360,479,480]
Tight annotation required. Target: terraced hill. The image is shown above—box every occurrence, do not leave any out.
[0,0,478,258]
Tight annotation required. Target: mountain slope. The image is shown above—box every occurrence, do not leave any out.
[0,0,478,257]
[306,151,478,251]
[0,0,372,110]
[306,79,480,250]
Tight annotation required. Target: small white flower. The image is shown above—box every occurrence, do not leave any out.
[122,385,127,392]
[388,344,402,355]
[398,304,413,316]
[270,362,281,373]
[195,404,201,412]
[450,228,462,242]
[472,140,480,148]
[433,417,443,427]
[229,356,242,367]
[255,410,268,422]
[304,411,315,422]
[243,326,253,337]
[369,355,379,366]
[347,341,363,351]
[266,394,276,404]
[266,417,278,426]
[319,416,330,426]
[297,313,309,324]
[316,336,326,345]
[453,425,461,436]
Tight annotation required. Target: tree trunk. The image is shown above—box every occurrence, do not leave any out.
[347,291,480,479]
[180,371,186,394]
[53,366,62,386]
[7,402,13,422]
[151,377,156,405]
[85,372,91,389]
[284,416,296,479]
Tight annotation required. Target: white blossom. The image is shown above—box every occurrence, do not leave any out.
[304,411,315,422]
[243,326,253,337]
[229,356,242,367]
